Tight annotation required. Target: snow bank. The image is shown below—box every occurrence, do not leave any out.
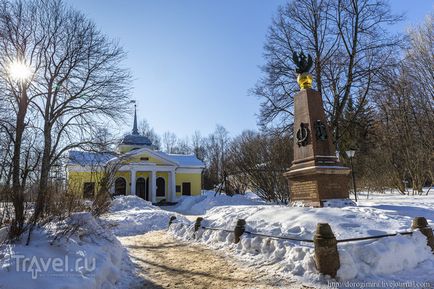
[0,212,125,289]
[337,231,433,280]
[170,191,266,215]
[102,195,187,236]
[109,195,154,212]
[170,201,434,286]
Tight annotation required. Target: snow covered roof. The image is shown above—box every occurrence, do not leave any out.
[68,150,116,166]
[154,151,205,167]
[120,133,153,146]
[68,148,204,168]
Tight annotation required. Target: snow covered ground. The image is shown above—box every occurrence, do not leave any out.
[101,195,187,236]
[0,212,126,289]
[0,196,187,289]
[169,191,434,288]
[1,192,433,289]
[167,190,267,215]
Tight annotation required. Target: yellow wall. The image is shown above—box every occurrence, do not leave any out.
[68,169,202,199]
[136,171,150,179]
[68,171,104,194]
[118,145,142,154]
[121,152,168,165]
[175,173,201,196]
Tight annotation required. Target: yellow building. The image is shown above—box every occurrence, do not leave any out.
[67,108,205,203]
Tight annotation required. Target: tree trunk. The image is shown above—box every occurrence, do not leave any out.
[10,87,28,238]
[34,124,52,222]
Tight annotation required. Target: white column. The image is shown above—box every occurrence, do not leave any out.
[169,170,176,202]
[150,170,156,203]
[130,169,136,195]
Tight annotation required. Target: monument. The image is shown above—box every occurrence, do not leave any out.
[284,51,351,207]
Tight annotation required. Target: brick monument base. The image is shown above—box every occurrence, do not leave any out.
[284,88,350,207]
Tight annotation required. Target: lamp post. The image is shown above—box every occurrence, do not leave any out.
[346,149,357,202]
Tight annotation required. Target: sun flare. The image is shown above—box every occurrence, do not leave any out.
[8,60,32,82]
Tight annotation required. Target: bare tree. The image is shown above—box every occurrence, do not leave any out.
[254,0,402,143]
[138,119,161,149]
[371,13,434,194]
[162,131,177,153]
[29,0,130,225]
[0,0,44,237]
[228,130,292,203]
[203,125,230,189]
[191,130,206,161]
[0,0,131,238]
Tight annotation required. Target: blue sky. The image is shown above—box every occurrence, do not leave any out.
[67,0,433,138]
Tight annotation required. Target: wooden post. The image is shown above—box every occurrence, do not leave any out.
[193,217,204,238]
[234,219,246,244]
[412,217,434,252]
[313,223,340,278]
[168,216,176,227]
[194,217,204,232]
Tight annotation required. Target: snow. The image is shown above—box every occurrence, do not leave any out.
[2,192,433,288]
[101,195,187,236]
[168,190,267,215]
[68,150,115,166]
[169,191,434,288]
[0,212,126,289]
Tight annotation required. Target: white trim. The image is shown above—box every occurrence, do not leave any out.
[175,168,203,174]
[130,169,136,195]
[115,147,179,166]
[169,170,176,202]
[150,170,157,203]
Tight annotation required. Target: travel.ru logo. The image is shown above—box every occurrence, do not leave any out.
[12,254,96,279]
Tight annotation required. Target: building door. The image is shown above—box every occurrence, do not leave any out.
[156,177,165,197]
[136,177,148,200]
[182,182,191,196]
[114,177,126,195]
[83,182,95,199]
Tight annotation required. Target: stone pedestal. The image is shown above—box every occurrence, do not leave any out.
[284,88,350,207]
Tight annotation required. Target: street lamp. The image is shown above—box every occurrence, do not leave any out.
[346,149,357,202]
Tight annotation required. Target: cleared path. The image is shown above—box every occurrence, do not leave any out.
[120,230,306,289]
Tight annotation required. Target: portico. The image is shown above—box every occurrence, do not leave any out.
[114,163,177,203]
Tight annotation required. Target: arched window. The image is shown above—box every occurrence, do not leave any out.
[156,177,165,197]
[136,177,149,201]
[114,177,126,195]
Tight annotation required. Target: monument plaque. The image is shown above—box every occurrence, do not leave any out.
[284,51,350,207]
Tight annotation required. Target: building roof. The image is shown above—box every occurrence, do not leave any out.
[153,151,205,167]
[68,148,205,168]
[120,104,153,146]
[68,150,116,166]
[120,134,153,146]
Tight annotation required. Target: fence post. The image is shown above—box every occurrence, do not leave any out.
[314,223,340,278]
[234,219,246,244]
[194,217,204,232]
[411,217,434,252]
[193,217,204,238]
[168,216,177,228]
